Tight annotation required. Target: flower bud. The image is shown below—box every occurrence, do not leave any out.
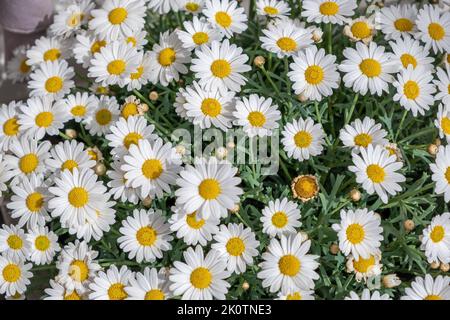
[65,129,77,139]
[227,140,235,149]
[94,163,106,176]
[430,261,440,269]
[298,231,308,242]
[175,144,186,156]
[230,203,240,213]
[215,146,228,160]
[403,219,415,232]
[312,28,323,43]
[142,196,152,207]
[253,56,265,68]
[138,103,149,114]
[440,263,449,272]
[149,91,159,101]
[435,138,441,146]
[349,189,361,202]
[242,281,250,291]
[329,243,340,255]
[296,94,308,102]
[382,274,401,288]
[428,144,438,156]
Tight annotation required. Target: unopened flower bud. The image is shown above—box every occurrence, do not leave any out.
[242,281,250,291]
[349,189,361,202]
[94,163,106,176]
[215,146,228,159]
[175,144,186,156]
[435,138,441,146]
[253,56,265,68]
[65,129,77,139]
[312,29,323,43]
[428,144,438,156]
[329,243,340,255]
[404,219,415,232]
[230,203,240,213]
[297,94,308,102]
[430,261,440,269]
[227,140,235,149]
[149,91,159,101]
[440,263,449,272]
[382,274,401,288]
[142,196,152,207]
[299,231,308,242]
[138,103,149,114]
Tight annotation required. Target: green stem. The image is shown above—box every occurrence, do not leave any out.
[399,127,436,144]
[327,23,333,54]
[285,58,291,95]
[59,131,71,140]
[261,66,281,96]
[345,94,359,125]
[395,110,409,141]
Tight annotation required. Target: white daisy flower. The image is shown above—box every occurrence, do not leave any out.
[277,289,315,300]
[332,208,383,259]
[175,157,243,220]
[288,45,339,101]
[345,253,382,283]
[401,274,450,300]
[89,265,132,300]
[421,212,450,264]
[106,115,157,157]
[301,0,357,25]
[122,138,182,199]
[28,60,75,99]
[56,240,101,293]
[73,32,108,68]
[121,29,149,51]
[148,30,191,87]
[6,45,31,83]
[415,4,450,54]
[178,0,204,15]
[256,0,290,18]
[120,95,146,119]
[345,289,391,300]
[89,0,146,40]
[56,92,98,123]
[148,0,181,14]
[0,101,23,152]
[260,19,313,58]
[203,0,248,38]
[183,81,235,131]
[125,267,172,300]
[343,16,377,44]
[7,174,51,229]
[48,168,110,228]
[124,51,153,91]
[3,137,51,185]
[26,36,70,67]
[257,233,320,293]
[49,0,94,38]
[211,223,260,274]
[107,161,142,204]
[118,208,173,263]
[46,140,95,174]
[169,205,220,246]
[379,4,417,40]
[88,41,140,87]
[84,95,120,136]
[339,117,388,152]
[349,144,405,203]
[0,225,30,261]
[435,104,450,143]
[44,279,86,300]
[339,42,398,96]
[431,145,450,202]
[281,117,326,162]
[261,198,301,238]
[393,66,436,117]
[169,245,231,300]
[191,39,251,93]
[177,16,223,51]
[0,255,33,296]
[389,35,434,72]
[233,94,281,137]
[26,226,60,265]
[434,65,450,106]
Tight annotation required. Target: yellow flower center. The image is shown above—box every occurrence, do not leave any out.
[278,254,301,276]
[190,267,212,289]
[198,178,221,200]
[185,2,199,12]
[43,48,61,62]
[226,237,246,256]
[141,159,163,180]
[123,132,143,149]
[215,11,232,28]
[400,53,417,69]
[247,111,266,127]
[35,111,54,128]
[64,291,81,300]
[7,235,23,250]
[351,21,372,39]
[293,176,318,199]
[68,187,89,208]
[71,105,87,117]
[271,211,288,228]
[20,59,30,73]
[35,235,50,251]
[145,289,165,300]
[264,6,279,15]
[108,7,128,25]
[69,260,89,282]
[346,223,365,244]
[186,212,205,229]
[2,264,21,283]
[352,255,375,273]
[45,76,63,93]
[95,86,109,95]
[359,59,381,78]
[276,37,297,52]
[192,32,209,45]
[424,295,442,300]
[441,117,450,135]
[428,23,445,41]
[294,130,313,148]
[122,102,138,118]
[67,12,84,27]
[403,80,420,100]
[107,59,126,75]
[158,48,176,67]
[61,160,78,172]
[90,40,106,54]
[286,292,302,300]
[394,18,413,32]
[96,109,112,125]
[319,2,339,15]
[210,59,231,78]
[366,164,385,183]
[354,133,372,147]
[126,36,137,47]
[430,225,445,243]
[108,283,127,300]
[201,98,222,117]
[26,192,44,212]
[3,117,19,136]
[19,153,39,174]
[304,65,324,85]
[136,226,157,246]
[130,66,144,80]
[87,149,99,161]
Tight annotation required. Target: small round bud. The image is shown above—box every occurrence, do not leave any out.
[329,243,340,255]
[175,144,186,156]
[435,138,441,146]
[349,189,361,202]
[298,231,309,242]
[382,274,401,288]
[65,129,77,139]
[142,196,152,207]
[229,203,240,213]
[253,56,265,68]
[138,103,149,114]
[312,29,323,43]
[227,140,235,149]
[149,91,159,101]
[242,281,250,291]
[440,263,449,272]
[215,146,228,160]
[296,94,308,102]
[94,163,106,176]
[430,261,440,269]
[403,219,415,232]
[428,144,438,156]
